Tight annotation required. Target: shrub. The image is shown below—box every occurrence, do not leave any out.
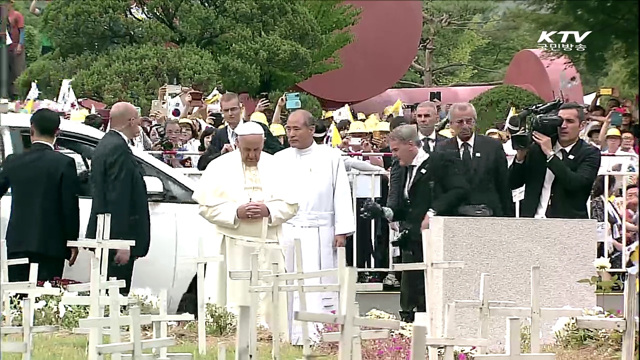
[470,84,545,132]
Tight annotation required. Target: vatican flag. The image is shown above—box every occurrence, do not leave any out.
[326,122,343,148]
[332,104,354,122]
[390,99,403,117]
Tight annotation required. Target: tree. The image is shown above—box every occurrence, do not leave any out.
[18,44,218,113]
[37,0,359,96]
[399,0,500,88]
[470,84,544,132]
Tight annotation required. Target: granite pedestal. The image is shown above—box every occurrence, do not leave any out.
[428,216,596,350]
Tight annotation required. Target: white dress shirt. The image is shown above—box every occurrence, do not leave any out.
[404,148,430,199]
[111,129,131,145]
[534,141,576,218]
[456,134,476,159]
[32,140,54,150]
[227,120,244,150]
[419,132,437,152]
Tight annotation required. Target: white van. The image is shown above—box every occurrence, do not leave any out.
[0,113,215,314]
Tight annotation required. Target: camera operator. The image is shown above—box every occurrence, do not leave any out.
[361,125,468,322]
[509,102,601,219]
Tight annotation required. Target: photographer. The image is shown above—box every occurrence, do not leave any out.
[152,119,184,168]
[509,102,601,219]
[361,125,468,322]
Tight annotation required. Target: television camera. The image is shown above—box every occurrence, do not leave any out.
[505,98,565,150]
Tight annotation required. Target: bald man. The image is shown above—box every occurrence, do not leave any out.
[275,110,355,344]
[86,102,150,295]
[193,121,297,339]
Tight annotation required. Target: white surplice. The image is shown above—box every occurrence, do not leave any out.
[192,150,298,340]
[275,142,356,344]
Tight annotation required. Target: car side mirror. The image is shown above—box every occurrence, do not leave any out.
[143,176,164,196]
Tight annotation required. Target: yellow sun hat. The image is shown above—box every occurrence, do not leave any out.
[270,123,285,137]
[347,121,369,134]
[249,111,268,126]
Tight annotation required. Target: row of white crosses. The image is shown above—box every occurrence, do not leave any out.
[1,242,62,360]
[575,272,637,360]
[390,228,475,360]
[230,239,386,360]
[60,214,194,360]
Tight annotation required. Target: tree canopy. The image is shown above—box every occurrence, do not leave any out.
[18,0,359,112]
[470,84,545,132]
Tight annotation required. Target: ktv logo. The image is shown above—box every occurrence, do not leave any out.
[537,31,592,52]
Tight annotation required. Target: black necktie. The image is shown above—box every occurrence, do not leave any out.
[462,142,472,168]
[560,149,568,161]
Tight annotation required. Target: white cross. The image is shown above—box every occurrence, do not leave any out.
[150,289,194,360]
[249,246,382,359]
[83,306,176,360]
[0,263,60,360]
[294,266,400,360]
[453,273,516,354]
[474,317,555,360]
[228,252,267,360]
[482,266,583,352]
[574,272,637,360]
[417,303,490,360]
[1,239,31,325]
[321,302,390,360]
[179,236,223,356]
[391,228,464,360]
[65,214,135,360]
[234,305,252,360]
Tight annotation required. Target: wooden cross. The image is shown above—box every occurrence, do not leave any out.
[321,302,390,360]
[474,317,555,360]
[0,263,60,360]
[228,252,268,360]
[234,305,252,360]
[80,305,176,360]
[574,272,637,360]
[178,236,224,356]
[482,266,583,352]
[65,214,135,360]
[453,273,516,354]
[249,246,381,359]
[391,228,464,360]
[418,303,490,360]
[149,289,195,360]
[1,239,31,325]
[294,266,400,360]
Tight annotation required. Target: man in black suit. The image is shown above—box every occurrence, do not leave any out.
[197,92,283,170]
[363,125,468,322]
[0,109,80,282]
[436,103,513,217]
[87,102,150,295]
[415,101,447,153]
[509,102,601,219]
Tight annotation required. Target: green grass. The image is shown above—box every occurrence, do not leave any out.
[1,334,315,360]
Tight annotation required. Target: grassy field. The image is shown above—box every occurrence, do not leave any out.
[2,333,310,360]
[0,333,623,360]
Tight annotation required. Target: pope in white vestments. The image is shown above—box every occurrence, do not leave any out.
[275,110,356,344]
[192,121,298,340]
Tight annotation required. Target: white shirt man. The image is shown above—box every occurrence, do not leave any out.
[192,121,298,339]
[275,110,355,344]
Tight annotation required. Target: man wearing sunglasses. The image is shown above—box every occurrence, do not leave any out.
[435,103,513,217]
[197,92,283,170]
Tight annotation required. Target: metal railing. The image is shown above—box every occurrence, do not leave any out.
[141,149,638,276]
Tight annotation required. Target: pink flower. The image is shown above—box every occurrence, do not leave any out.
[458,354,467,360]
